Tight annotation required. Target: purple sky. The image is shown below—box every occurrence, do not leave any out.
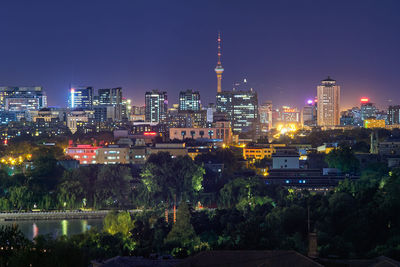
[0,0,399,110]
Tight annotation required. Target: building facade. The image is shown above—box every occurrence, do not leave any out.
[96,145,130,164]
[317,77,340,127]
[69,87,93,109]
[216,89,259,134]
[145,90,168,123]
[97,87,123,120]
[388,105,400,125]
[259,101,273,132]
[169,121,232,143]
[179,90,201,111]
[0,86,47,112]
[66,144,99,165]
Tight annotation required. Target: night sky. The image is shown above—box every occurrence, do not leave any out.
[0,0,399,110]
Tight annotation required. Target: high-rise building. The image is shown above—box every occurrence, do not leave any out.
[69,87,93,109]
[145,90,168,123]
[388,105,400,125]
[216,89,259,133]
[317,77,340,127]
[0,86,47,111]
[98,88,122,106]
[97,87,123,121]
[215,33,224,93]
[259,101,273,132]
[179,90,201,111]
[360,98,377,120]
[302,100,317,127]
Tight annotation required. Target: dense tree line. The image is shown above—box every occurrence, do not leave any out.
[1,164,399,266]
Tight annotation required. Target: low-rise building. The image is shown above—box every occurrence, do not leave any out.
[243,144,286,160]
[149,143,188,158]
[364,119,385,128]
[96,145,130,164]
[378,140,400,157]
[65,144,99,165]
[272,148,299,169]
[169,121,232,143]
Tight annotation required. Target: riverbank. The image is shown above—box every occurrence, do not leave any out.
[0,210,142,221]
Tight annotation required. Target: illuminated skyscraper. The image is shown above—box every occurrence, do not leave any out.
[214,33,224,93]
[179,90,201,111]
[0,86,47,111]
[302,100,317,126]
[317,77,340,126]
[98,87,123,120]
[388,105,400,125]
[360,98,377,121]
[69,87,93,109]
[145,90,168,123]
[259,101,273,132]
[216,88,258,134]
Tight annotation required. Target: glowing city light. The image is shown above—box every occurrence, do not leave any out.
[307,99,313,105]
[360,97,369,103]
[70,88,75,108]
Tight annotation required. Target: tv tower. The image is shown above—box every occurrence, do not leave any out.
[215,32,224,93]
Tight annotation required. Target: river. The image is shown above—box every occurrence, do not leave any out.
[0,219,104,240]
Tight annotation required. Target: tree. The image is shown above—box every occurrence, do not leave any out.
[57,177,84,209]
[140,153,204,205]
[94,165,132,208]
[103,211,135,238]
[165,202,197,252]
[219,177,273,210]
[325,146,359,174]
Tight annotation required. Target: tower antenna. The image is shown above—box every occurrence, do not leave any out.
[215,32,224,93]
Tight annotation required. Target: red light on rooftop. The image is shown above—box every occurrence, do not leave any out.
[144,132,157,136]
[360,98,369,103]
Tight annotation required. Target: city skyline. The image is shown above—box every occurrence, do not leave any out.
[0,1,399,109]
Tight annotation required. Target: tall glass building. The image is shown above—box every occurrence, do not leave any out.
[0,86,47,111]
[69,86,93,109]
[179,90,201,111]
[97,87,123,120]
[145,90,168,123]
[216,89,259,133]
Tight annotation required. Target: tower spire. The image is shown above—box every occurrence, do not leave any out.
[215,32,224,93]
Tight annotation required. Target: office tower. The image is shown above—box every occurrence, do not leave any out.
[259,101,273,131]
[98,88,122,106]
[216,88,259,133]
[145,90,168,123]
[0,86,47,111]
[122,98,131,120]
[340,107,363,126]
[360,98,377,120]
[388,105,400,125]
[317,77,340,126]
[69,87,93,109]
[179,90,201,111]
[302,100,317,126]
[215,33,224,93]
[97,87,123,120]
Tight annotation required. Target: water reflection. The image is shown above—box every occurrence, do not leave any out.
[0,219,103,240]
[61,220,68,236]
[33,223,39,239]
